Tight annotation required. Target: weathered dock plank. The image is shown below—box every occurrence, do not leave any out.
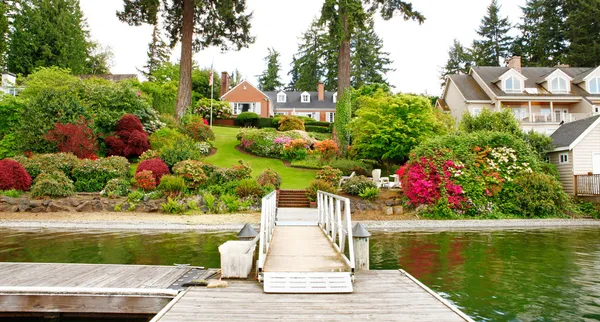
[154,270,472,322]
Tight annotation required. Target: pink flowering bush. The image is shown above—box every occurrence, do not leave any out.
[237,128,311,159]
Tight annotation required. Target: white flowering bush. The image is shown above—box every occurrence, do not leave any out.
[196,142,212,155]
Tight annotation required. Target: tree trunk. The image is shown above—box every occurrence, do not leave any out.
[174,0,194,121]
[337,12,351,99]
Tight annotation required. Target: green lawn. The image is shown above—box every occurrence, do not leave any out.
[204,126,317,189]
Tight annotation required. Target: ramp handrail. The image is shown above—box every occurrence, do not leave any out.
[257,190,277,277]
[317,191,355,273]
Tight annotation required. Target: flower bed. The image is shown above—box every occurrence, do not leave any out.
[237,128,314,159]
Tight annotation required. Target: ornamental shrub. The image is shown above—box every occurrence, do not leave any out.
[139,150,160,162]
[43,119,98,159]
[235,179,264,201]
[237,128,311,158]
[0,159,32,191]
[158,137,204,168]
[12,153,79,179]
[191,98,232,120]
[71,158,128,192]
[136,158,170,184]
[209,160,252,185]
[161,198,187,214]
[278,116,305,131]
[157,175,187,197]
[499,172,569,218]
[31,172,75,198]
[359,187,380,201]
[329,159,371,176]
[181,117,215,142]
[341,176,377,196]
[172,160,208,190]
[101,178,131,198]
[105,114,150,158]
[134,170,157,191]
[315,166,343,187]
[305,179,336,202]
[148,128,188,151]
[256,169,282,189]
[236,112,260,127]
[283,139,309,161]
[314,139,339,162]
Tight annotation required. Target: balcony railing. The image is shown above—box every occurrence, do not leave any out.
[515,112,593,124]
[1,86,24,96]
[575,174,600,196]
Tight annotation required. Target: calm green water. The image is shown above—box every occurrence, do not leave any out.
[0,228,599,321]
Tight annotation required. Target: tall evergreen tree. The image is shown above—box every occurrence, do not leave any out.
[229,69,242,88]
[0,1,9,68]
[471,0,513,66]
[118,0,254,119]
[289,19,326,92]
[514,0,567,67]
[7,0,92,75]
[440,39,472,82]
[286,55,300,91]
[258,48,283,91]
[564,0,600,67]
[351,17,393,88]
[140,24,171,80]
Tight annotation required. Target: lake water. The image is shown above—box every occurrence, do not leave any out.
[0,227,599,321]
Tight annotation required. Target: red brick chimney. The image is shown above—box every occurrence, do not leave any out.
[318,82,324,101]
[220,72,229,97]
[507,56,522,73]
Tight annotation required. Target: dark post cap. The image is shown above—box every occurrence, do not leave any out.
[237,223,258,238]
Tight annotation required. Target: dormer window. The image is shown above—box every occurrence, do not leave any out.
[333,92,337,103]
[277,91,286,103]
[550,77,569,93]
[301,92,310,103]
[589,77,600,94]
[504,76,522,93]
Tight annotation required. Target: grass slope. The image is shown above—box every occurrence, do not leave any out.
[205,126,316,189]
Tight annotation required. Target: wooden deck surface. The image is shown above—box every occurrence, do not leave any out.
[154,270,471,322]
[263,226,349,272]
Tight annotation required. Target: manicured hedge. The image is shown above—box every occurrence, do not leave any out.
[257,118,277,129]
[305,125,331,133]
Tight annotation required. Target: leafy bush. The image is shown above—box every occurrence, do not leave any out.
[262,183,276,195]
[329,159,371,176]
[257,117,276,128]
[0,189,23,198]
[101,178,131,198]
[221,194,241,212]
[359,187,380,200]
[139,150,160,162]
[236,112,260,127]
[499,172,570,218]
[31,172,75,198]
[197,142,212,155]
[43,118,98,159]
[158,137,204,168]
[203,192,218,213]
[256,169,282,189]
[158,175,187,197]
[72,158,128,192]
[134,170,157,191]
[191,98,232,120]
[105,114,150,158]
[341,176,377,196]
[283,139,309,161]
[181,116,215,142]
[127,190,145,203]
[305,125,330,133]
[278,115,305,131]
[314,139,339,162]
[0,159,32,191]
[136,158,170,184]
[161,198,187,214]
[315,166,343,187]
[575,200,600,219]
[172,160,208,190]
[235,179,264,200]
[305,179,336,202]
[149,128,188,151]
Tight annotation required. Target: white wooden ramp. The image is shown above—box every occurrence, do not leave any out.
[257,192,355,294]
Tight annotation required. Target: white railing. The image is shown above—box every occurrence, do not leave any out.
[317,191,355,274]
[257,190,277,278]
[519,112,593,123]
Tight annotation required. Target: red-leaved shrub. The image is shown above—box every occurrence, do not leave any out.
[105,114,150,158]
[43,119,98,159]
[134,170,156,191]
[136,158,169,184]
[0,159,32,191]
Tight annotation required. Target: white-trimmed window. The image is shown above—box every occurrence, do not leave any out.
[472,107,482,116]
[326,112,335,123]
[559,153,569,164]
[589,77,600,94]
[550,77,569,93]
[277,92,286,103]
[504,76,523,93]
[333,93,337,103]
[301,92,310,103]
[275,112,288,115]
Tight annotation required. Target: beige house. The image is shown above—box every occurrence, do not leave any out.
[438,56,600,135]
[547,115,600,195]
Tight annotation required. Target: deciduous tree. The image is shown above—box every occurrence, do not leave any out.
[117,0,254,120]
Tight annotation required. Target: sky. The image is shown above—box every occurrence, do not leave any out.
[80,0,526,96]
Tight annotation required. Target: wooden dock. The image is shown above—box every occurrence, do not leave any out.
[153,270,473,322]
[0,262,196,319]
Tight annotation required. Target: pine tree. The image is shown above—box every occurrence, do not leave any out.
[471,0,513,66]
[440,39,472,82]
[258,47,283,91]
[229,69,242,88]
[286,55,300,91]
[118,0,254,120]
[351,17,393,88]
[564,0,600,67]
[7,0,93,75]
[140,24,171,80]
[289,19,326,92]
[0,1,8,67]
[514,0,567,67]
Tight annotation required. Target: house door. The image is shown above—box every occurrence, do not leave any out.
[554,108,568,122]
[593,153,600,174]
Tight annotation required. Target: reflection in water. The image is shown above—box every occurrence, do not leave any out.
[0,228,599,321]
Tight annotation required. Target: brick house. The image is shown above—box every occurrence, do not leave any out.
[219,72,337,122]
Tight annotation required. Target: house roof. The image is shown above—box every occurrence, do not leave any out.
[471,66,600,98]
[220,80,270,100]
[550,114,600,150]
[436,98,450,111]
[265,91,336,110]
[78,74,138,82]
[447,74,491,101]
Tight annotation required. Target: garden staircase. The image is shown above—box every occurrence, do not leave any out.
[277,190,310,208]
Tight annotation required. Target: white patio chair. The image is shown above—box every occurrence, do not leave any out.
[372,169,382,188]
[339,171,356,187]
[389,174,401,189]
